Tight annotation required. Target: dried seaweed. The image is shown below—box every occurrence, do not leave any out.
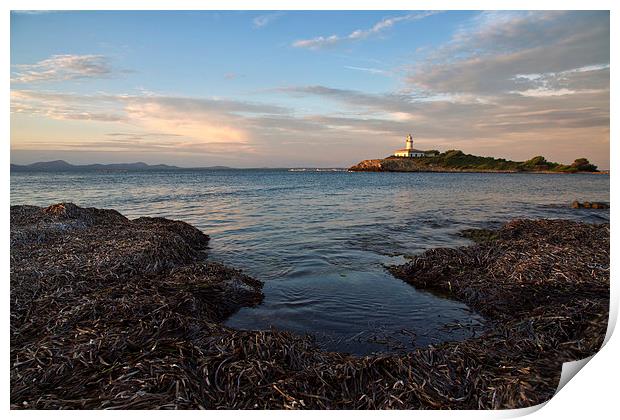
[11,204,609,409]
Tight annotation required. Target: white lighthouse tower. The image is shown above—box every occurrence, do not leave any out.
[405,133,414,151]
[393,133,425,158]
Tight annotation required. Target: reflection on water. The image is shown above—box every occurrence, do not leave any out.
[11,169,609,355]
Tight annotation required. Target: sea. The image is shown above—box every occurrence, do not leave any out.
[10,169,610,355]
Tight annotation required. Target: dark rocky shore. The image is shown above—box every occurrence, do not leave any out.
[11,204,609,409]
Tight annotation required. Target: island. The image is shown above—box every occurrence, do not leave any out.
[349,134,603,174]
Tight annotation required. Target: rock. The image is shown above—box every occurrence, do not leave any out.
[459,228,499,243]
[570,201,609,209]
[348,159,384,172]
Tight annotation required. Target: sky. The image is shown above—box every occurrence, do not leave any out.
[10,10,610,168]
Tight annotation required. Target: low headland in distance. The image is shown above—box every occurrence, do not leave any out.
[349,150,607,174]
[10,202,609,409]
[9,160,233,172]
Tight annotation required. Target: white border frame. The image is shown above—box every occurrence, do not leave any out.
[4,2,616,419]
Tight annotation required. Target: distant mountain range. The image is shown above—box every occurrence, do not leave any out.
[10,160,232,172]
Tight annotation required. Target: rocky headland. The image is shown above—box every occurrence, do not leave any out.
[349,151,605,174]
[10,203,609,409]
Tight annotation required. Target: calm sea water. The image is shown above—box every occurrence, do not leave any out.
[10,169,609,355]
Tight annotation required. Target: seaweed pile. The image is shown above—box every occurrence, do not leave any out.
[11,203,263,409]
[11,204,609,409]
[388,219,609,406]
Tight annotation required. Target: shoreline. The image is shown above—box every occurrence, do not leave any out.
[10,204,609,409]
[349,168,608,175]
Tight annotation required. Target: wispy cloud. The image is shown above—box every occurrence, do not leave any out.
[11,54,115,84]
[344,66,389,75]
[11,90,127,122]
[292,11,437,50]
[253,12,284,28]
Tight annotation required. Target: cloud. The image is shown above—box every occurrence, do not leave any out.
[276,85,418,112]
[11,90,290,148]
[14,135,257,157]
[11,90,288,118]
[10,90,127,122]
[11,54,116,84]
[253,12,284,28]
[124,104,245,142]
[509,64,610,97]
[406,11,609,96]
[344,66,388,75]
[292,11,437,50]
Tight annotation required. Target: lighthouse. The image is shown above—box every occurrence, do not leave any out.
[405,134,414,151]
[393,133,425,158]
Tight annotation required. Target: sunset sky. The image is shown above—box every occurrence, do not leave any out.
[10,10,610,168]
